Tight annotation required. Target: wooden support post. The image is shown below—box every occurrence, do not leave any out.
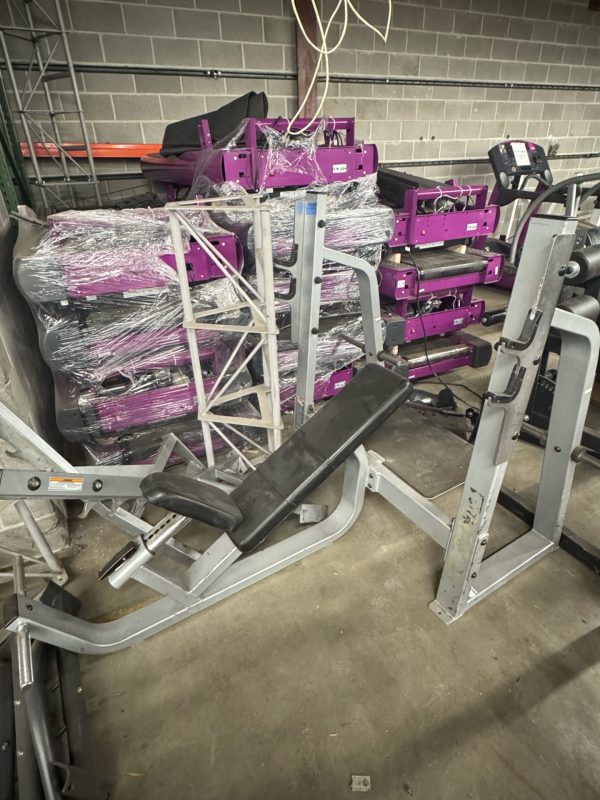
[295,0,318,117]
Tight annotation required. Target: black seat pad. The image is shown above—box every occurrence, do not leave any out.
[141,364,412,552]
[160,92,268,156]
[140,473,243,532]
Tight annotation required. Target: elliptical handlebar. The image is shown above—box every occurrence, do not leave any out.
[508,171,600,266]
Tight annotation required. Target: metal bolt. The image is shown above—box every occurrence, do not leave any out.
[480,539,488,546]
[558,266,567,276]
[317,219,326,228]
[1,741,8,751]
[14,699,21,706]
[26,603,33,611]
[471,572,478,579]
[311,327,318,334]
[533,358,540,365]
[27,476,41,491]
[92,480,103,492]
[17,749,24,758]
[554,446,561,452]
[77,686,83,693]
[511,433,519,440]
[314,276,322,284]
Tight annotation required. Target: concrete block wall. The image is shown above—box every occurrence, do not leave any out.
[3,0,600,200]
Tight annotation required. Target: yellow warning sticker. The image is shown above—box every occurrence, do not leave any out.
[48,476,84,493]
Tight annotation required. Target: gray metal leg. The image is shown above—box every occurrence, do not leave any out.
[322,247,384,363]
[293,192,327,426]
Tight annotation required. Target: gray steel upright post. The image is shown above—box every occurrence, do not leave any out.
[293,191,327,428]
[431,212,579,622]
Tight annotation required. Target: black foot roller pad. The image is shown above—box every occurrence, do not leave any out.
[142,364,412,552]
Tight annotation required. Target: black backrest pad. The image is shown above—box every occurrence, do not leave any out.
[160,92,269,156]
[229,364,412,553]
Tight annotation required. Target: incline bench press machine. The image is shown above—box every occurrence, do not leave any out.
[0,170,599,664]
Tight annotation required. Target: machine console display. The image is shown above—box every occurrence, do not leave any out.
[488,140,552,189]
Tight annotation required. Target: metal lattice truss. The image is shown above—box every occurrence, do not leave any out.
[0,0,101,210]
[167,197,282,470]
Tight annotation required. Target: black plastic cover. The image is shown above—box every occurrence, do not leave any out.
[377,167,443,206]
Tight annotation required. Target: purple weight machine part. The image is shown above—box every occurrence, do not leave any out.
[56,360,255,441]
[377,249,502,344]
[142,116,378,198]
[16,233,242,304]
[379,172,501,249]
[38,279,245,384]
[384,297,485,342]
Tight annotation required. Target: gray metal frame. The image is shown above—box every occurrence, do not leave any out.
[2,448,369,655]
[280,190,383,427]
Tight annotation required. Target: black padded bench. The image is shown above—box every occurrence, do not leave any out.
[160,91,268,157]
[141,364,412,554]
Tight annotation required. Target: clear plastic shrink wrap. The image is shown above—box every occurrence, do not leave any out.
[15,206,249,464]
[15,207,238,302]
[34,279,246,385]
[189,118,327,199]
[276,319,364,409]
[193,173,394,270]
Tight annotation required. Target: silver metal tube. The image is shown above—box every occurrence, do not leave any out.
[14,500,63,575]
[108,514,190,589]
[406,344,470,370]
[13,555,25,595]
[16,624,34,689]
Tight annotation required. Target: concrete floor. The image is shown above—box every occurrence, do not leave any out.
[8,286,600,798]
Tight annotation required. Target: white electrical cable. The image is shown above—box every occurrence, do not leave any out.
[288,0,392,136]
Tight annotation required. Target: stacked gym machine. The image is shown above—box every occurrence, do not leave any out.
[375,167,501,378]
[142,92,498,386]
[14,207,252,467]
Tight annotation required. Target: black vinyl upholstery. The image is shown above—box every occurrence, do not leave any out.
[142,364,412,553]
[160,92,268,156]
[140,473,243,532]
